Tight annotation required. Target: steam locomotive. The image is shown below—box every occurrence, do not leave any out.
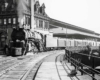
[4,27,67,56]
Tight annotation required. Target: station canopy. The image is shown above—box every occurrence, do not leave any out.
[53,33,100,41]
[50,18,95,34]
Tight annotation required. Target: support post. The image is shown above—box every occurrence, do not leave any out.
[31,0,34,30]
[92,55,95,80]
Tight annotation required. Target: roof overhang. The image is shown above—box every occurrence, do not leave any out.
[50,18,95,34]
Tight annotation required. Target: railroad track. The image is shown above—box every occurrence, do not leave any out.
[0,51,53,80]
[32,50,63,80]
[55,54,74,80]
[0,55,34,77]
[62,59,80,80]
[55,54,82,80]
[63,56,100,80]
[25,52,55,80]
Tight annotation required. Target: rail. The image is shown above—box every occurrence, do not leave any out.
[65,46,100,80]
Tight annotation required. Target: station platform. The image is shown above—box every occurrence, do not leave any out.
[0,50,99,80]
[35,62,71,80]
[34,50,100,80]
[35,51,72,80]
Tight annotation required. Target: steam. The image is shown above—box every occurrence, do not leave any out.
[16,0,26,28]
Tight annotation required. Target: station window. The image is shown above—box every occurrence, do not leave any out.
[34,18,36,25]
[45,21,49,29]
[8,18,11,24]
[35,18,38,28]
[37,19,39,28]
[4,19,6,25]
[13,18,16,24]
[39,20,43,29]
[28,17,30,25]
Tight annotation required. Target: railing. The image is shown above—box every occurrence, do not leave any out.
[65,46,100,80]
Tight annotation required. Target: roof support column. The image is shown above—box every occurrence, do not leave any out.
[31,0,34,31]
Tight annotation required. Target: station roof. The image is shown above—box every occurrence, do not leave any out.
[50,18,99,35]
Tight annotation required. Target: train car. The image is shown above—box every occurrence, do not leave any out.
[97,41,100,46]
[74,39,83,47]
[46,35,58,50]
[46,35,67,50]
[66,39,71,47]
[57,38,66,49]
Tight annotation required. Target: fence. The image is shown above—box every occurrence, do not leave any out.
[65,46,100,80]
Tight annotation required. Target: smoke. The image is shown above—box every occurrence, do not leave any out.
[16,0,28,28]
[17,0,24,18]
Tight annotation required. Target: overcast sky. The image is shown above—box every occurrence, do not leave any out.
[39,0,100,33]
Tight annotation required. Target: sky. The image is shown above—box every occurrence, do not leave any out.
[39,0,100,33]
